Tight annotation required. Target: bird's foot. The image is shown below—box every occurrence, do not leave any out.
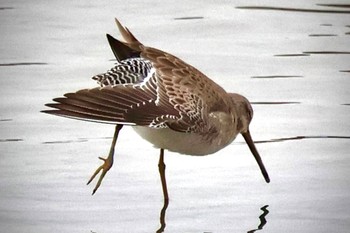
[87,154,114,195]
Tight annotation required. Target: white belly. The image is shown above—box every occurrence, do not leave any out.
[132,126,237,156]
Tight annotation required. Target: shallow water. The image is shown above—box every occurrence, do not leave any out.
[0,0,349,232]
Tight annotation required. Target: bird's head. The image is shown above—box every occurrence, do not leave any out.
[228,93,270,183]
[227,93,253,133]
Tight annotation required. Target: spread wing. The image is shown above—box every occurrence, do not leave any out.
[43,72,180,128]
[42,20,230,133]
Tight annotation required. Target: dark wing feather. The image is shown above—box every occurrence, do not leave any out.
[43,74,181,128]
[106,34,140,62]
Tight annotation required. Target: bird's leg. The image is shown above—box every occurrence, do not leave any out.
[87,124,123,195]
[158,148,169,201]
[157,148,169,233]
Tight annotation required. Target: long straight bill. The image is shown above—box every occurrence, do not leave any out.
[242,130,270,183]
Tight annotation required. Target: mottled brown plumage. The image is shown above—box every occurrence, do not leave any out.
[42,18,269,194]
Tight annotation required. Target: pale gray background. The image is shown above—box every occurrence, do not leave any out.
[1,0,349,232]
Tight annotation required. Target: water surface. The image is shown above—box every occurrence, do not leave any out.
[0,0,349,232]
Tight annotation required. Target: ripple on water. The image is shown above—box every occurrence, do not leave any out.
[303,51,350,55]
[0,62,48,66]
[309,34,338,37]
[274,54,310,57]
[0,119,13,122]
[235,5,350,14]
[0,139,23,142]
[251,101,301,105]
[0,7,14,10]
[174,16,204,20]
[251,75,303,79]
[255,135,350,144]
[316,4,350,9]
[42,137,112,144]
[42,139,88,144]
[320,23,333,26]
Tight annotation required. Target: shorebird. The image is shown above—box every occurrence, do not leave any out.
[42,19,270,195]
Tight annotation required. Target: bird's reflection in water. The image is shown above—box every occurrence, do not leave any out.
[247,205,269,233]
[155,150,269,232]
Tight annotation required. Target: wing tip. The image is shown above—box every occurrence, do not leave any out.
[106,33,140,62]
[114,18,140,44]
